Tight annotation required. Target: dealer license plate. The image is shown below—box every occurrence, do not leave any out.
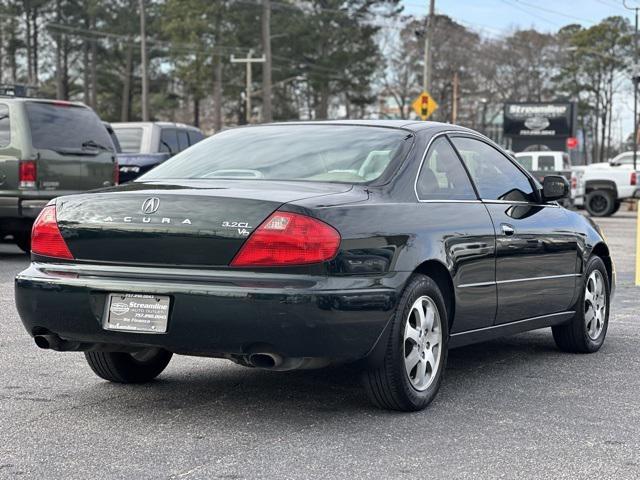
[104,293,170,334]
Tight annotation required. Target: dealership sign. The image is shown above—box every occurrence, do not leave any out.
[503,103,573,137]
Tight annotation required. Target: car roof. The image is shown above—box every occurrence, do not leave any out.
[0,97,88,108]
[111,121,201,131]
[252,120,477,134]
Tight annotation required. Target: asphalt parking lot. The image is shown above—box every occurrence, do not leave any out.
[0,211,638,480]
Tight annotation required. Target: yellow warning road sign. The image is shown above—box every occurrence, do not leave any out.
[412,91,438,120]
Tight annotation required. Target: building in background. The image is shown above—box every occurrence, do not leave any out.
[503,102,585,165]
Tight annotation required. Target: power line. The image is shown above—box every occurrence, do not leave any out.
[513,0,597,24]
[499,0,562,27]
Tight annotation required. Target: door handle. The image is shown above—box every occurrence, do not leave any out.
[501,224,515,236]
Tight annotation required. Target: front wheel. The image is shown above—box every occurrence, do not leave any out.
[363,274,448,411]
[85,348,172,383]
[552,256,610,353]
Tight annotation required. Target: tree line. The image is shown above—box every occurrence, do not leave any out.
[0,0,633,162]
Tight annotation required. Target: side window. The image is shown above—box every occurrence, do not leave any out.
[188,130,204,145]
[515,155,533,171]
[416,137,476,200]
[0,104,11,147]
[451,137,537,203]
[159,129,179,154]
[177,130,189,151]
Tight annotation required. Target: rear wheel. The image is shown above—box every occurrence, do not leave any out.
[84,348,172,383]
[611,201,621,215]
[552,256,609,353]
[585,190,616,217]
[363,274,448,411]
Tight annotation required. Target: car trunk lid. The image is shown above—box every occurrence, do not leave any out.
[55,180,351,267]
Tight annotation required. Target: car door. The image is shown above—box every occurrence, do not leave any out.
[415,135,497,333]
[450,135,579,324]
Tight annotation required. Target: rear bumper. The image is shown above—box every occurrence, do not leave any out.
[15,262,407,360]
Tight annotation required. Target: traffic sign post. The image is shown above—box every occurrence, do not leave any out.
[412,91,438,121]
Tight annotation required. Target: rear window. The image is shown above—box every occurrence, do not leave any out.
[141,125,413,184]
[114,127,143,153]
[26,102,113,152]
[538,156,556,171]
[515,155,533,171]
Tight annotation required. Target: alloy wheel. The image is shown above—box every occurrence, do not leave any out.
[403,296,442,391]
[584,270,606,340]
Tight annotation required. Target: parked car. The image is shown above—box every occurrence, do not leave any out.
[572,151,639,216]
[112,122,205,183]
[514,151,572,207]
[16,121,613,411]
[0,98,118,252]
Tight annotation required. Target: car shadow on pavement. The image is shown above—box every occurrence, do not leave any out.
[79,330,567,419]
[0,242,27,259]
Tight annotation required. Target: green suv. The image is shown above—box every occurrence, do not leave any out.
[0,98,117,252]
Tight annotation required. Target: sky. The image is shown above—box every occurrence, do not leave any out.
[400,0,636,35]
[398,0,638,141]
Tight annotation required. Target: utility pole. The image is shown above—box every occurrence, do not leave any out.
[262,0,273,123]
[452,71,459,124]
[423,0,435,93]
[139,0,149,121]
[624,1,639,170]
[230,50,266,124]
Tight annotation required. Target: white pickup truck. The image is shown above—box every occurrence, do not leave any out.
[572,151,639,216]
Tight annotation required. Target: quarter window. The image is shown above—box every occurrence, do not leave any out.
[416,137,476,200]
[451,137,537,203]
[0,104,10,147]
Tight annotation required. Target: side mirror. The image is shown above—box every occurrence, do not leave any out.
[542,175,569,202]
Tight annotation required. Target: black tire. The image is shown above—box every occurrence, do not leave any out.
[363,274,449,411]
[610,201,621,215]
[552,256,610,353]
[585,190,616,217]
[84,348,172,383]
[13,232,31,253]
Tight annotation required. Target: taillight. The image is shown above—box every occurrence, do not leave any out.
[631,172,637,186]
[31,205,74,259]
[571,174,577,189]
[113,160,119,185]
[19,160,37,188]
[230,211,340,267]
